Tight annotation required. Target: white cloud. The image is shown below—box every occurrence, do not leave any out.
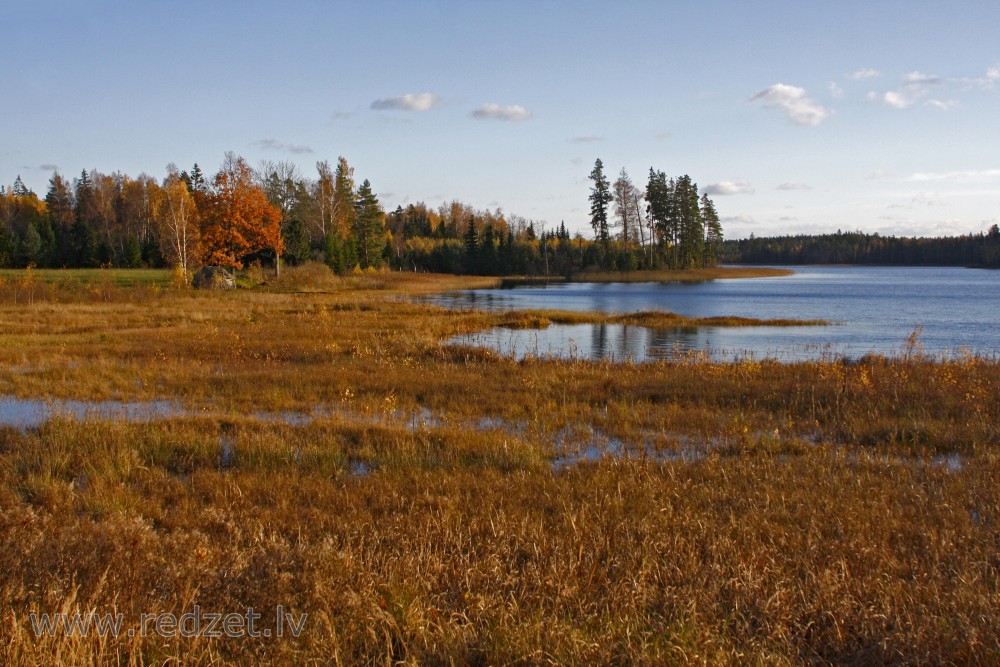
[847,68,881,80]
[905,169,1000,183]
[829,82,844,99]
[776,181,811,191]
[749,84,831,126]
[705,180,755,195]
[988,64,1000,80]
[370,93,441,112]
[869,71,945,110]
[925,99,959,111]
[868,90,913,109]
[252,138,284,150]
[471,103,532,121]
[252,139,314,155]
[866,169,893,180]
[569,135,603,143]
[903,71,941,86]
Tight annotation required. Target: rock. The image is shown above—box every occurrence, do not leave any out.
[192,266,236,290]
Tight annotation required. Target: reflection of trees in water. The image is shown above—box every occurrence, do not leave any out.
[590,323,609,359]
[460,291,503,309]
[616,325,648,362]
[579,324,719,361]
[647,327,704,360]
[456,323,728,362]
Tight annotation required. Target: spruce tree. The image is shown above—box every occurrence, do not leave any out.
[325,232,346,274]
[125,235,143,268]
[189,164,206,192]
[463,219,479,273]
[45,174,75,264]
[12,176,29,198]
[351,179,384,269]
[332,157,356,238]
[20,222,42,265]
[282,218,310,265]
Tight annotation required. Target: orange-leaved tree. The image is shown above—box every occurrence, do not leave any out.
[200,153,283,273]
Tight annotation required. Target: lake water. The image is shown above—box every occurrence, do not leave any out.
[428,266,1000,361]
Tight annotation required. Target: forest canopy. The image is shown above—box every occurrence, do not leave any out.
[7,155,999,276]
[722,228,1000,268]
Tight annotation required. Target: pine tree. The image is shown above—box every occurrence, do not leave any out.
[701,194,723,266]
[645,169,668,253]
[676,175,704,268]
[588,159,612,249]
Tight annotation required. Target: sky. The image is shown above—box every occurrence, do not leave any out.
[3,0,999,239]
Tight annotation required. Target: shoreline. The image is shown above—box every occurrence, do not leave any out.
[500,266,793,287]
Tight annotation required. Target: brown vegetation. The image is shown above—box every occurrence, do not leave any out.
[0,264,997,665]
[571,266,794,282]
[496,309,829,330]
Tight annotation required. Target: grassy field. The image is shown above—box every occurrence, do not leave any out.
[0,267,173,287]
[0,264,997,665]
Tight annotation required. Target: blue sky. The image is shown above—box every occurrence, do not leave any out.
[4,0,999,239]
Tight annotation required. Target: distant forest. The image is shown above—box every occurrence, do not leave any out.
[721,228,1000,267]
[0,156,725,279]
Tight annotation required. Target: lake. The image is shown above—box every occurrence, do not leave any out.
[427,266,1000,361]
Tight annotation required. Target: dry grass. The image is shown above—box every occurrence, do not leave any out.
[0,263,997,665]
[495,309,829,329]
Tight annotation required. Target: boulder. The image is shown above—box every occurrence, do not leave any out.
[192,266,236,290]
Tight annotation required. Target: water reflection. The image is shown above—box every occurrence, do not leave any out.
[0,396,182,430]
[430,266,1000,361]
[453,324,738,361]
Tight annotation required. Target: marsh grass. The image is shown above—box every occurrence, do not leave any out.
[0,265,998,664]
[0,267,172,287]
[495,309,830,329]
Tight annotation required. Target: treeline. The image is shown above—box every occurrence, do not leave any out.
[0,155,388,281]
[0,155,725,279]
[722,228,1000,267]
[586,159,723,271]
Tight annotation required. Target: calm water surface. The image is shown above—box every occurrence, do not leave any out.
[428,266,1000,361]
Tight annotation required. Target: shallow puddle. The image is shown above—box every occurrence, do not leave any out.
[0,396,183,429]
[0,396,970,475]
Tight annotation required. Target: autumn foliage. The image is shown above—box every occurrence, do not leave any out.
[200,155,283,270]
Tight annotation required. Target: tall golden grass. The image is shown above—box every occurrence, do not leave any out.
[0,263,997,664]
